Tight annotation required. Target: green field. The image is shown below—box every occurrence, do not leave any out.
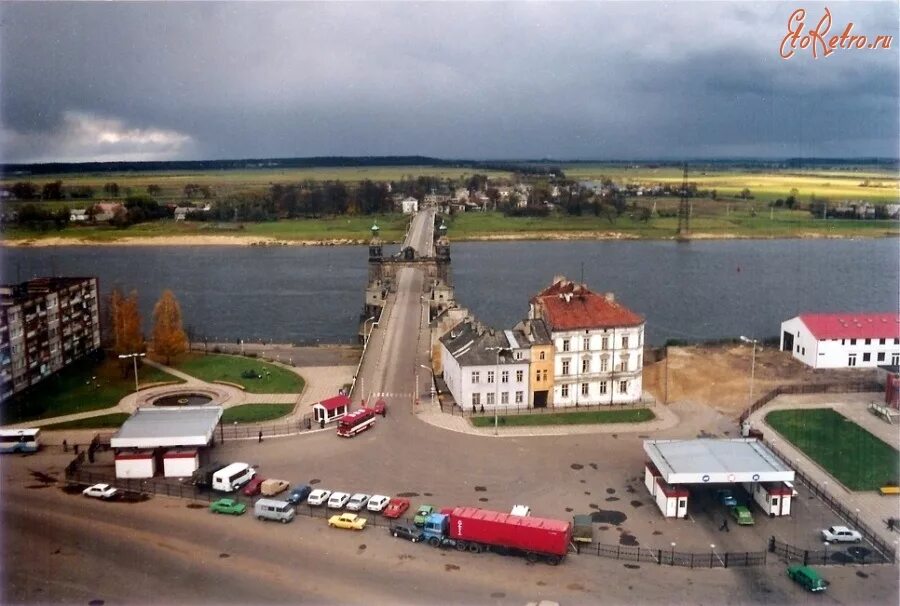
[41,413,131,431]
[171,353,304,394]
[766,408,900,491]
[221,404,295,424]
[0,356,182,425]
[469,407,654,427]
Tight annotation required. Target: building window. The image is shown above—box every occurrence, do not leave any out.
[801,347,805,355]
[539,351,546,360]
[850,339,857,345]
[501,392,509,405]
[486,392,495,405]
[848,354,857,367]
[581,383,589,396]
[601,336,609,350]
[599,381,607,394]
[535,370,541,382]
[841,339,846,345]
[877,352,885,362]
[600,358,608,372]
[515,391,523,404]
[862,353,871,362]
[471,371,480,384]
[561,360,570,375]
[583,337,590,351]
[562,339,570,352]
[892,353,899,366]
[516,370,524,382]
[487,371,495,384]
[515,351,522,360]
[472,393,480,406]
[895,339,899,345]
[582,358,590,373]
[879,338,886,345]
[618,360,627,372]
[622,336,629,348]
[561,384,569,398]
[541,370,548,381]
[501,370,509,383]
[864,338,871,345]
[619,380,628,394]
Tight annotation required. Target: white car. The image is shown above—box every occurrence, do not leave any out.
[821,525,862,543]
[346,493,370,511]
[307,489,332,507]
[327,491,351,509]
[367,494,390,512]
[82,483,118,499]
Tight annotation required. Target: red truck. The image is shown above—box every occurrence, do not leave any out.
[421,506,573,565]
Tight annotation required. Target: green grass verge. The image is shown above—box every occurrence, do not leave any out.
[1,355,182,425]
[171,353,304,394]
[221,404,295,424]
[41,413,131,431]
[766,408,900,491]
[470,408,655,427]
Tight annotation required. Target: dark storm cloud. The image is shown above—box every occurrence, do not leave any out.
[1,1,897,162]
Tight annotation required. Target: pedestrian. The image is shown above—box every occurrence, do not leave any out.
[258,430,263,443]
[62,439,68,453]
[888,518,896,532]
[719,518,729,532]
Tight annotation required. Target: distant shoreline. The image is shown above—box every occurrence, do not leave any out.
[2,230,895,247]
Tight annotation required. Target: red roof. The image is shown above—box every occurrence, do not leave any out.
[316,394,351,411]
[798,313,900,340]
[532,279,642,331]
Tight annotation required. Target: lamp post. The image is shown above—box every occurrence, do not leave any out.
[118,352,146,392]
[739,336,758,409]
[485,346,510,436]
[670,542,676,566]
[710,543,716,567]
[418,364,432,411]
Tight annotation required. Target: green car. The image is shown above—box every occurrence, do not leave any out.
[413,504,434,526]
[730,505,754,525]
[210,498,247,516]
[787,565,827,592]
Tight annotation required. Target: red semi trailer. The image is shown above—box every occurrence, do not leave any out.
[424,506,573,565]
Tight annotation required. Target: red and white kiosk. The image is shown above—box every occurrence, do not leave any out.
[312,394,351,425]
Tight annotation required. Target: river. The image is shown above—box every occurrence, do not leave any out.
[1,238,897,346]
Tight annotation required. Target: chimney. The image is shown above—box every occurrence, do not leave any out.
[605,292,615,303]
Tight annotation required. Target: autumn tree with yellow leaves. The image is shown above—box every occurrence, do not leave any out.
[108,288,145,376]
[152,290,188,365]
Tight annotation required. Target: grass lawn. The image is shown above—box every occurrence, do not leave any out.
[766,408,900,491]
[1,355,182,425]
[221,404,295,424]
[171,353,304,394]
[41,413,131,431]
[470,408,654,428]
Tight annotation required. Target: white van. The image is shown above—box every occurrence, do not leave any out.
[254,499,295,523]
[212,462,255,492]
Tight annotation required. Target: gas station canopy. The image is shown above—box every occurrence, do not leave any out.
[643,439,795,485]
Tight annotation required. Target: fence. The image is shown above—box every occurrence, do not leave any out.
[738,380,882,423]
[444,399,655,418]
[769,537,891,566]
[575,541,767,568]
[217,412,317,441]
[762,439,896,565]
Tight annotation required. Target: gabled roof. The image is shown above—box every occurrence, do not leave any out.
[797,313,900,340]
[316,394,351,411]
[531,277,643,331]
[439,318,524,367]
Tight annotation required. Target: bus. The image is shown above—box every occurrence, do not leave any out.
[0,428,41,454]
[336,408,376,438]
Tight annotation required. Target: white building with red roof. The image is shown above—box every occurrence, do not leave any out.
[529,276,645,405]
[780,313,900,369]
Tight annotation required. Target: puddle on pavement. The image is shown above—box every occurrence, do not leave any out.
[580,480,586,484]
[358,544,366,551]
[536,581,547,586]
[309,479,321,485]
[423,492,432,497]
[588,503,598,509]
[589,463,598,470]
[619,533,639,546]
[606,488,616,494]
[490,593,505,599]
[445,564,460,571]
[856,571,869,579]
[570,464,584,470]
[584,491,591,495]
[652,530,663,535]
[478,497,489,502]
[219,553,230,558]
[605,497,620,502]
[396,492,419,497]
[29,471,57,484]
[474,486,487,492]
[630,500,643,508]
[623,564,640,569]
[611,434,618,439]
[590,510,627,525]
[564,507,573,512]
[186,503,205,509]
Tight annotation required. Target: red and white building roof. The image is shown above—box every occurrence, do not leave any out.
[797,313,900,340]
[530,277,643,330]
[781,313,900,369]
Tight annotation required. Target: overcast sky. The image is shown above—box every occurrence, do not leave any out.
[1,1,897,163]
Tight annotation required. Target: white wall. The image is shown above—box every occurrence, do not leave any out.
[440,342,531,411]
[781,317,900,369]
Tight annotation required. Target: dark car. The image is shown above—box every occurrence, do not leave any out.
[287,484,312,505]
[242,476,266,497]
[389,523,422,543]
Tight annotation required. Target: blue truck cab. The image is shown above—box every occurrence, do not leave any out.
[421,512,455,547]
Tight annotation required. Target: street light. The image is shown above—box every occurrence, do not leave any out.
[670,542,676,566]
[739,336,758,409]
[118,352,146,392]
[416,364,432,412]
[485,346,510,436]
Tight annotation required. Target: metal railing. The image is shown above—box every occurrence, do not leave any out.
[738,380,882,423]
[443,399,654,417]
[769,536,893,566]
[573,541,767,568]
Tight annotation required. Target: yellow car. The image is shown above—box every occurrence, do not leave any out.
[328,512,367,530]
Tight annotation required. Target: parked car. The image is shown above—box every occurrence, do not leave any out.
[414,504,435,526]
[328,491,351,509]
[346,493,371,511]
[254,498,295,523]
[787,565,827,592]
[242,476,266,497]
[210,498,247,516]
[730,505,754,526]
[370,399,387,417]
[287,484,312,505]
[715,489,737,507]
[367,494,391,512]
[82,484,118,500]
[307,489,332,506]
[383,497,410,519]
[261,479,290,497]
[821,525,862,543]
[328,512,367,530]
[390,523,422,543]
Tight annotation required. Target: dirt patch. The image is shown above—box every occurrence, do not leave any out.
[445,564,460,572]
[478,497,489,502]
[630,500,644,508]
[219,553,230,558]
[856,571,869,579]
[606,488,616,494]
[570,464,583,470]
[652,530,663,535]
[588,503,599,510]
[490,592,505,599]
[589,463,598,470]
[358,544,366,551]
[564,507,573,512]
[584,491,591,495]
[396,491,419,497]
[29,470,57,484]
[590,510,627,525]
[398,554,415,561]
[186,503,205,509]
[567,583,586,592]
[423,492,433,497]
[580,480,586,484]
[309,478,321,484]
[605,497,620,502]
[536,581,547,586]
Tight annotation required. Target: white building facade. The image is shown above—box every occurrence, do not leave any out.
[780,313,900,369]
[401,197,419,214]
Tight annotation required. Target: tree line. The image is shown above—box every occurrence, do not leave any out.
[106,288,189,372]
